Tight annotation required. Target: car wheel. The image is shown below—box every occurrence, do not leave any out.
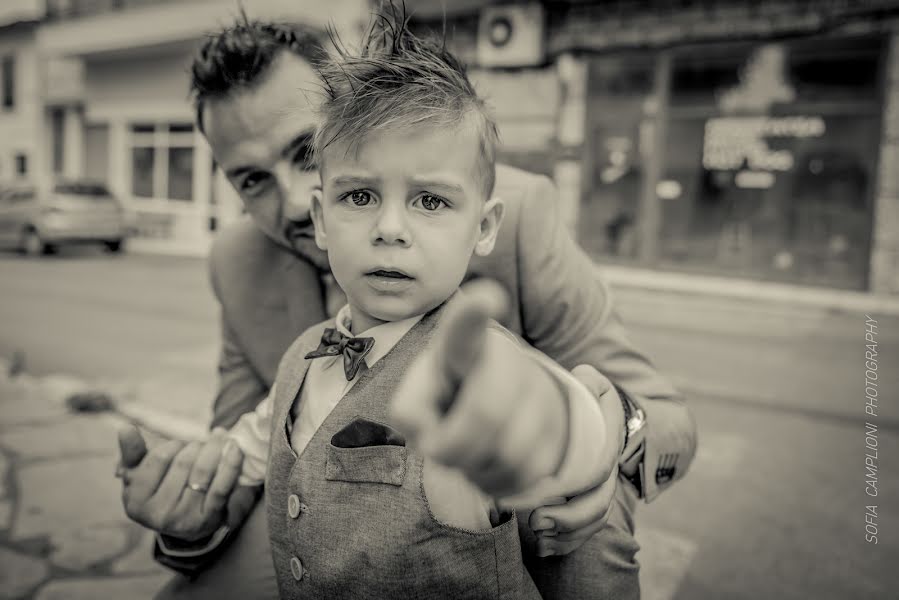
[20,229,49,256]
[104,239,124,253]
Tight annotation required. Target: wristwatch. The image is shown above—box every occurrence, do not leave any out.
[615,385,647,494]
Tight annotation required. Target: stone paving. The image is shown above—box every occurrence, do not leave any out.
[0,369,171,600]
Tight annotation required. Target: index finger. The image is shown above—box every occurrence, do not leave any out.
[124,439,185,503]
[440,279,509,379]
[204,439,244,515]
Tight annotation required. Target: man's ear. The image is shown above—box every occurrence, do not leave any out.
[310,188,327,251]
[474,196,504,257]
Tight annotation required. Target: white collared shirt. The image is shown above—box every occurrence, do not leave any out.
[230,305,422,486]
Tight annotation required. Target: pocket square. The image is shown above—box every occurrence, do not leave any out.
[331,417,406,449]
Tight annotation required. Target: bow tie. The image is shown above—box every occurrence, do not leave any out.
[304,328,375,381]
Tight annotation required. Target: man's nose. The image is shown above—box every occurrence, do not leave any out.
[373,201,410,246]
[273,162,309,221]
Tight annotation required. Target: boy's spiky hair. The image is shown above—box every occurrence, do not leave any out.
[312,2,500,197]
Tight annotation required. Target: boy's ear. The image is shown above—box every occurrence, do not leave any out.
[474,196,504,257]
[310,188,328,251]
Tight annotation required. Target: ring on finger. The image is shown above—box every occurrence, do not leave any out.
[188,482,209,494]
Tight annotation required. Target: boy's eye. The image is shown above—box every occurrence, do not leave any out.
[419,194,446,211]
[349,190,373,206]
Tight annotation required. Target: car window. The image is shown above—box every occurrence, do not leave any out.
[54,182,112,197]
[9,189,35,203]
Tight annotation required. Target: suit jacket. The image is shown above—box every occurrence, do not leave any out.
[208,164,696,501]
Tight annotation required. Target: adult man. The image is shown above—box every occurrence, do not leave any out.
[119,18,696,600]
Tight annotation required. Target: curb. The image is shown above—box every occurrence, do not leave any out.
[599,264,899,317]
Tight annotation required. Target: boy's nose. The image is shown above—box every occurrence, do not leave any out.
[373,202,410,246]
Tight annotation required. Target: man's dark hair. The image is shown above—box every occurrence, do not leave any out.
[190,17,329,132]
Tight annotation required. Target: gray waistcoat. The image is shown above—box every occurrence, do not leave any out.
[265,306,541,600]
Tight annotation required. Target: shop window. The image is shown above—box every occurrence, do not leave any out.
[657,36,882,290]
[131,146,154,197]
[15,153,27,176]
[51,108,65,174]
[167,147,194,201]
[2,56,14,109]
[127,122,195,201]
[581,54,655,260]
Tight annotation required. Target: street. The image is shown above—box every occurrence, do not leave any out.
[1,250,897,599]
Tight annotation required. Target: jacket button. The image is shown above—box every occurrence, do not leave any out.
[290,556,304,581]
[288,494,300,519]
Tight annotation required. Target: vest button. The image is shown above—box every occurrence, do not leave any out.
[288,494,301,519]
[290,556,304,581]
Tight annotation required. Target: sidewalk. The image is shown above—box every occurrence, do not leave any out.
[0,369,172,600]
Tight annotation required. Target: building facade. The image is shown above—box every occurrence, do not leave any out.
[411,0,899,295]
[2,0,897,295]
[0,4,43,186]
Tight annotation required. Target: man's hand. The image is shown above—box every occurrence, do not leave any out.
[529,364,626,557]
[389,279,568,499]
[117,425,245,542]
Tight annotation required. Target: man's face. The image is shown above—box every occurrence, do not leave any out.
[311,124,503,332]
[201,52,325,263]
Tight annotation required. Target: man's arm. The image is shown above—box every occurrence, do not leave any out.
[211,314,270,430]
[208,250,271,430]
[147,252,271,575]
[515,173,697,501]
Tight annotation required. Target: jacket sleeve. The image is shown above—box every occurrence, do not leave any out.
[211,314,271,430]
[514,174,697,502]
[208,253,270,431]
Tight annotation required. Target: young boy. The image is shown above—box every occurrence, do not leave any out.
[225,15,610,599]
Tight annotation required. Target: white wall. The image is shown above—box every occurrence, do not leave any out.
[0,26,43,180]
[0,0,42,28]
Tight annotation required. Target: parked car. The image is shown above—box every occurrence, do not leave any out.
[0,180,132,255]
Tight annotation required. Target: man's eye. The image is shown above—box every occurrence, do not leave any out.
[241,172,271,193]
[419,194,446,211]
[349,191,372,206]
[292,148,315,172]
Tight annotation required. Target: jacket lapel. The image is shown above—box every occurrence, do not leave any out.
[281,255,329,338]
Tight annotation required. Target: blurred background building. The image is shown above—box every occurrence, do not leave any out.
[1,0,368,256]
[1,0,897,292]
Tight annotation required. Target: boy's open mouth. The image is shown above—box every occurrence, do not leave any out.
[367,269,412,279]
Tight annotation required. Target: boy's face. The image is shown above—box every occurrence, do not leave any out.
[311,123,502,330]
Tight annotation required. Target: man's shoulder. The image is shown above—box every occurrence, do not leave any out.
[210,216,280,268]
[208,216,296,294]
[494,164,552,200]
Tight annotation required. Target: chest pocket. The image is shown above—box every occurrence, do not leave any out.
[325,417,408,486]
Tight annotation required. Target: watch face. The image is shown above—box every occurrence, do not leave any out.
[627,408,647,434]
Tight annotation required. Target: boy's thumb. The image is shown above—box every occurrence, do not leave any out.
[117,424,148,468]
